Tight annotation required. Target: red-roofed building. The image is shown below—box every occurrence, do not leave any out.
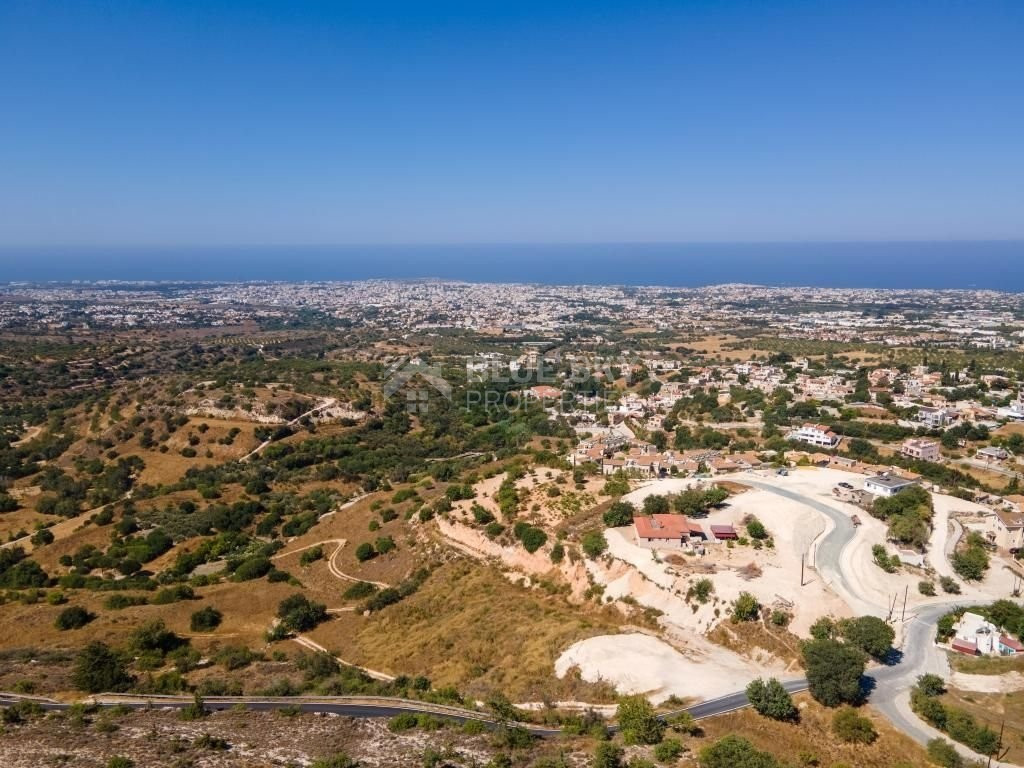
[710,524,738,541]
[951,637,979,655]
[1000,635,1024,655]
[633,515,704,543]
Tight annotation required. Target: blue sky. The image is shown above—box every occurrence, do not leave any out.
[1,0,1022,245]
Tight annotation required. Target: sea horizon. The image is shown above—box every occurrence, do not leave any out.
[1,240,1022,291]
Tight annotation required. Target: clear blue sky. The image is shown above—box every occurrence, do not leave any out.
[1,0,1022,246]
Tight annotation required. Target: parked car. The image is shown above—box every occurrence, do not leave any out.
[838,481,854,489]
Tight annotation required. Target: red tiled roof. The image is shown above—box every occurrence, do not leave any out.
[633,515,702,540]
[952,638,978,654]
[710,524,738,540]
[1000,635,1024,652]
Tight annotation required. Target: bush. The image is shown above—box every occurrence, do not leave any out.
[106,758,134,768]
[746,677,797,721]
[926,738,966,768]
[653,738,684,762]
[190,606,223,632]
[310,754,358,768]
[300,546,324,566]
[616,694,664,745]
[343,581,378,600]
[698,735,781,768]
[233,556,272,581]
[952,535,989,581]
[355,542,377,562]
[746,519,768,540]
[517,525,548,554]
[55,605,94,631]
[581,530,608,558]
[831,706,876,744]
[687,578,714,604]
[939,575,961,594]
[593,742,624,768]
[918,580,936,596]
[375,536,396,555]
[731,592,760,622]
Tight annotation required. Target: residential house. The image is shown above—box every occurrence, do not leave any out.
[863,474,918,498]
[901,439,941,463]
[917,406,957,430]
[786,423,841,449]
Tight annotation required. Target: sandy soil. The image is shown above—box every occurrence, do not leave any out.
[555,632,780,704]
[951,671,1024,693]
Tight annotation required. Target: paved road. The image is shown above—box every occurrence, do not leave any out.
[0,686,813,737]
[738,476,1009,765]
[737,476,877,615]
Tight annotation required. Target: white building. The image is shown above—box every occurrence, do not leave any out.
[863,474,917,498]
[917,406,956,429]
[786,423,841,449]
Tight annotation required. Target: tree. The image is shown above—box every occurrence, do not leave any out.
[72,642,133,693]
[802,639,866,707]
[837,616,895,660]
[581,530,608,558]
[190,606,223,632]
[731,592,760,622]
[698,735,780,768]
[603,501,636,528]
[54,605,94,631]
[831,706,877,744]
[746,678,797,721]
[616,694,664,745]
[30,528,54,546]
[643,495,670,515]
[277,594,328,632]
[951,534,989,581]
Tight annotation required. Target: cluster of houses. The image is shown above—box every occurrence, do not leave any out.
[569,433,766,477]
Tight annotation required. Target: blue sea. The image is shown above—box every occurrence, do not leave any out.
[0,241,1022,291]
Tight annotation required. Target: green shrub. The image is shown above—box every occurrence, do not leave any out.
[190,606,223,632]
[355,542,377,562]
[831,706,876,744]
[731,592,760,622]
[343,581,378,599]
[653,738,685,762]
[55,605,94,631]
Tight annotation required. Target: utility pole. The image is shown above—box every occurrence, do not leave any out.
[800,553,805,587]
[901,585,909,622]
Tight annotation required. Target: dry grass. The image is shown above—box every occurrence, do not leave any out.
[309,559,623,702]
[708,619,804,670]
[694,693,930,767]
[951,653,1024,675]
[942,688,1024,764]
